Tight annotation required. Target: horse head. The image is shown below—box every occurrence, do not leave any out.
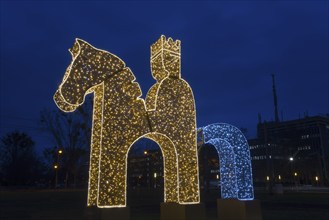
[54,39,126,112]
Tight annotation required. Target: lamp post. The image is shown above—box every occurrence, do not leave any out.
[144,150,151,189]
[154,172,157,189]
[289,157,294,186]
[54,148,63,188]
[294,172,298,190]
[54,164,58,188]
[215,174,220,189]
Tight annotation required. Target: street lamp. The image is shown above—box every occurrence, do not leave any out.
[154,172,157,188]
[289,157,294,185]
[315,176,319,186]
[54,164,58,188]
[54,148,63,188]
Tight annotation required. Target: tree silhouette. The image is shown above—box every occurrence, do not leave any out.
[40,98,92,187]
[0,131,42,186]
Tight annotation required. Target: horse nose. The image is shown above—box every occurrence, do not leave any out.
[53,89,79,112]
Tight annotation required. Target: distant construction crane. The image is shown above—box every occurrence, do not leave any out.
[272,74,280,123]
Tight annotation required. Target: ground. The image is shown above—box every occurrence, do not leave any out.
[0,188,328,220]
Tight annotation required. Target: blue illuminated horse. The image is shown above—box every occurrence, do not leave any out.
[199,123,254,200]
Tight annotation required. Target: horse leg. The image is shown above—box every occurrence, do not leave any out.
[97,143,129,207]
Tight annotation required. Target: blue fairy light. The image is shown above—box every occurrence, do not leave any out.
[199,123,254,200]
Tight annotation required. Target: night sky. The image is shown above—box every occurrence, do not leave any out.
[1,1,328,152]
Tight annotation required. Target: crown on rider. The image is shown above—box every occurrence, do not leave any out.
[151,35,181,60]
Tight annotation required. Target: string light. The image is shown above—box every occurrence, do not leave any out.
[54,35,200,207]
[200,123,254,200]
[147,35,200,204]
[143,133,179,203]
[206,138,238,199]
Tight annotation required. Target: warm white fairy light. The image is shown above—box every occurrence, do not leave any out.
[54,35,200,207]
[200,123,254,200]
[143,133,179,202]
[146,35,200,204]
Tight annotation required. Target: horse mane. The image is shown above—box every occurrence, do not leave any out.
[74,38,126,73]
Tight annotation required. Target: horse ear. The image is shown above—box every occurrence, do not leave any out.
[69,39,82,57]
[76,38,85,47]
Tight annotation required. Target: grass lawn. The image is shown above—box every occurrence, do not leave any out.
[0,188,328,220]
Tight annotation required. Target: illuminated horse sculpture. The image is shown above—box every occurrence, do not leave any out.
[54,36,199,207]
[198,123,254,200]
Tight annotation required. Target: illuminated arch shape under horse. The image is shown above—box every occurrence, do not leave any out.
[199,123,254,200]
[53,36,200,208]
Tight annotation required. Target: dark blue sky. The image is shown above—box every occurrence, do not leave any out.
[1,1,328,151]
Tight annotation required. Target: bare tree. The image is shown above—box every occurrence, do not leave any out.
[0,131,42,186]
[40,97,92,188]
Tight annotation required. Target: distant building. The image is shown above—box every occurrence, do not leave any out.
[127,149,163,188]
[249,115,329,186]
[126,115,329,188]
[127,144,221,190]
[198,143,220,190]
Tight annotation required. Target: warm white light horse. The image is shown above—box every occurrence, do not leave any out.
[54,36,199,207]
